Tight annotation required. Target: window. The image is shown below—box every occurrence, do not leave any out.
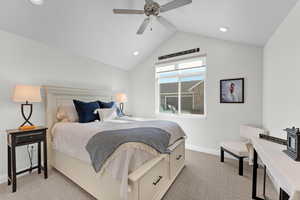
[156,57,206,116]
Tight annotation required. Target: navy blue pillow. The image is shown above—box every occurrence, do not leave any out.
[73,100,100,123]
[98,101,115,108]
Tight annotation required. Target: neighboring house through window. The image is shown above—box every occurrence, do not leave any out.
[155,56,206,116]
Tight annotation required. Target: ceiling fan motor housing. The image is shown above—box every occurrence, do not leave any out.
[144,2,160,16]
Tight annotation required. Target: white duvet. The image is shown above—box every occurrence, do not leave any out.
[51,117,184,200]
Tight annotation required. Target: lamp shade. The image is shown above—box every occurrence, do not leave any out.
[13,85,42,103]
[115,93,127,103]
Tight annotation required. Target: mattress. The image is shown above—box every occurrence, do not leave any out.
[52,117,183,165]
[52,119,160,168]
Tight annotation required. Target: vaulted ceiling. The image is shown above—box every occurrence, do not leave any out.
[0,0,298,70]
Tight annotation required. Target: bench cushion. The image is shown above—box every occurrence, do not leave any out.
[220,141,249,157]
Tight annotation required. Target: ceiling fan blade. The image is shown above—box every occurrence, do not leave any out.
[156,16,176,31]
[160,0,192,13]
[137,18,150,35]
[113,9,145,15]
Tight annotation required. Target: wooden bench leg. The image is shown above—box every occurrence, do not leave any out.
[220,148,224,162]
[239,157,244,176]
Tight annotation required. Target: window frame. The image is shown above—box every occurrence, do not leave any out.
[155,56,207,118]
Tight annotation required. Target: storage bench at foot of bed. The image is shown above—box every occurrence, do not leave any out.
[52,139,186,200]
[129,139,185,200]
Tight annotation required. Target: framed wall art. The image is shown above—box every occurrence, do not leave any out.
[220,78,244,103]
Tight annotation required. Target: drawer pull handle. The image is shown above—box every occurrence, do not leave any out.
[153,176,162,186]
[176,155,183,160]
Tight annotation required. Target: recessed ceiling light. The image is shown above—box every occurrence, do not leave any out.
[133,51,139,56]
[219,27,229,32]
[29,0,44,5]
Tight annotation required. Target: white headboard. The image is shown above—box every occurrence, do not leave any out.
[43,85,113,167]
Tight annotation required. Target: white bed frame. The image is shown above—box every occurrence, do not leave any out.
[44,85,185,200]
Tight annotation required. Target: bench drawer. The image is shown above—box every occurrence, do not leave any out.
[139,158,168,200]
[170,141,185,179]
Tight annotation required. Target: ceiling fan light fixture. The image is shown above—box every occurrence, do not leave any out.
[219,27,229,32]
[29,0,44,5]
[133,51,139,56]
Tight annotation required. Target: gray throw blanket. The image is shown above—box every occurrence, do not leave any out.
[86,127,172,172]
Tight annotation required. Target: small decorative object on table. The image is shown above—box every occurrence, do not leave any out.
[283,127,300,161]
[259,134,287,145]
[13,85,42,130]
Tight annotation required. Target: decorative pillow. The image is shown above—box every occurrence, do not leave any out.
[94,108,118,121]
[73,100,100,123]
[98,101,115,108]
[98,101,123,117]
[56,105,79,122]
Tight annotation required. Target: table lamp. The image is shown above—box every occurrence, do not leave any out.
[115,93,127,113]
[13,85,41,130]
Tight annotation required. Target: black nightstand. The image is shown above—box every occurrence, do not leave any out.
[6,126,48,192]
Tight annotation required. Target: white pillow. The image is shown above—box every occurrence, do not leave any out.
[94,108,117,121]
[56,105,79,122]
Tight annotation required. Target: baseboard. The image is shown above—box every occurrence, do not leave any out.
[185,144,238,160]
[186,144,219,155]
[0,175,6,184]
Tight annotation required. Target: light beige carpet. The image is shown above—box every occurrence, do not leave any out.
[0,150,277,200]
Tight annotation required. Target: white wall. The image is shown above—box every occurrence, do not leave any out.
[263,1,300,138]
[129,32,263,152]
[0,30,129,183]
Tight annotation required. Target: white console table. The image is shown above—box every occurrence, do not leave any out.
[251,136,300,200]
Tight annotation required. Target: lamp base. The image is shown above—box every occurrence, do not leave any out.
[19,125,37,131]
[20,102,35,128]
[120,103,124,113]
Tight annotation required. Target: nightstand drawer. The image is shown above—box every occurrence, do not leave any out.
[15,133,44,145]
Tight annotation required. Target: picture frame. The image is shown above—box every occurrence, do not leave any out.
[220,78,244,103]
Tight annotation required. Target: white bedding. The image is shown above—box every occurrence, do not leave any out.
[51,117,184,200]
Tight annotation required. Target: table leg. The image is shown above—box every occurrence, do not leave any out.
[252,149,264,200]
[220,148,224,162]
[11,144,16,193]
[38,142,41,174]
[239,157,244,176]
[279,188,289,200]
[43,134,48,179]
[263,166,266,199]
[38,142,42,174]
[7,145,11,185]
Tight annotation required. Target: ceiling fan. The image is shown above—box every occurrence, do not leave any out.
[113,0,192,35]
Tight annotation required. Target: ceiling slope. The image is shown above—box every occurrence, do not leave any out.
[0,0,298,70]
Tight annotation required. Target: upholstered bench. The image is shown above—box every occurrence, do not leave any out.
[220,125,267,176]
[220,141,248,176]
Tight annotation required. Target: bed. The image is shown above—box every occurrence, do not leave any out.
[44,85,186,200]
